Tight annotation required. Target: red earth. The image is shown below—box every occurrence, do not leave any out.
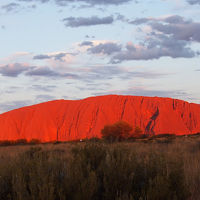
[0,95,200,142]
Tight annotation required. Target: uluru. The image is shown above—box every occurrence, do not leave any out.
[0,95,200,142]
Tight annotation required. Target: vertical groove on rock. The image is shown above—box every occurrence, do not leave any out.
[93,107,100,130]
[141,97,144,105]
[56,113,66,141]
[173,100,176,110]
[68,123,73,137]
[145,107,159,135]
[71,102,83,138]
[121,98,128,120]
[54,103,67,141]
[13,120,21,136]
[140,97,145,127]
[88,107,100,135]
[75,110,81,132]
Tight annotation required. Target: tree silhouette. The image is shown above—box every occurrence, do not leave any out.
[133,126,143,137]
[101,121,133,142]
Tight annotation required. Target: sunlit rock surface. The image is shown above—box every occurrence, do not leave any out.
[0,95,200,142]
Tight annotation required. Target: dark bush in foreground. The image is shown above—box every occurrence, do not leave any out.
[151,134,176,139]
[101,121,133,142]
[15,139,28,145]
[29,139,41,145]
[0,140,13,146]
[0,143,190,200]
[0,139,42,146]
[0,139,28,146]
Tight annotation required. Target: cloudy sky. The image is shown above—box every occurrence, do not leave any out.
[0,0,199,113]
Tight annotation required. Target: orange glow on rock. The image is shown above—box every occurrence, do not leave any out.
[0,95,200,142]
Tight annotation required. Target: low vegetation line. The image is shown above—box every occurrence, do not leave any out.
[1,137,200,199]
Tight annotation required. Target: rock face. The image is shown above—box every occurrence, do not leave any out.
[0,95,200,142]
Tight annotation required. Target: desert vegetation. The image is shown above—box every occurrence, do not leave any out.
[101,121,133,142]
[0,139,41,146]
[0,134,200,200]
[101,121,144,142]
[0,122,200,199]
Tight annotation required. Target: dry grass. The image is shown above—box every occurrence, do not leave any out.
[0,135,200,199]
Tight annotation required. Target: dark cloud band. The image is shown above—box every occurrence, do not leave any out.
[0,63,29,77]
[33,53,68,61]
[1,3,20,12]
[17,0,132,5]
[55,0,132,6]
[187,0,200,5]
[63,16,114,27]
[130,15,200,43]
[88,42,122,55]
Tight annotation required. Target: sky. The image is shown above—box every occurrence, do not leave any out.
[0,0,200,113]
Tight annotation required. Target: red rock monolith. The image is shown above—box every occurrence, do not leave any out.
[0,95,200,142]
